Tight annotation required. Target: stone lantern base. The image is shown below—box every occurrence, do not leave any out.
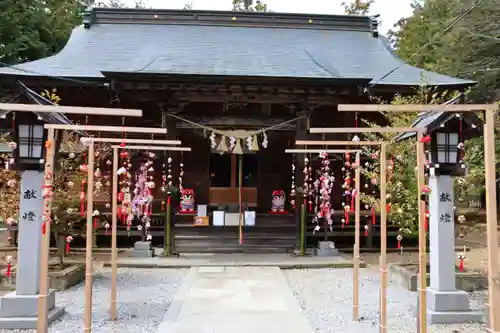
[314,241,339,257]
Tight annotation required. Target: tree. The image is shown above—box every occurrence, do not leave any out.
[359,86,459,235]
[232,0,268,12]
[342,0,374,15]
[388,0,499,200]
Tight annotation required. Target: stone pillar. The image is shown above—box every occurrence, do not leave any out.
[426,174,482,324]
[0,171,64,329]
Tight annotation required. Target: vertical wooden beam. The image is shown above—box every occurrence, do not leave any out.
[484,108,500,332]
[84,143,95,333]
[379,143,388,333]
[353,152,361,321]
[416,132,428,333]
[37,128,56,333]
[110,147,118,321]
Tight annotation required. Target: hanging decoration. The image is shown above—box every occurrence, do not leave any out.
[397,234,403,249]
[179,152,184,191]
[165,113,305,154]
[4,256,12,277]
[457,252,466,272]
[312,151,335,232]
[104,222,110,236]
[131,152,156,242]
[290,155,296,209]
[364,224,369,237]
[167,156,173,188]
[307,156,314,212]
[303,156,310,207]
[92,210,100,229]
[65,236,73,254]
[457,114,466,169]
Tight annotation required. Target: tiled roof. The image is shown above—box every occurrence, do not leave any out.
[0,8,475,87]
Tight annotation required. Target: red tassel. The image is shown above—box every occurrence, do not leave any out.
[425,210,429,232]
[93,217,98,229]
[65,242,70,254]
[80,191,85,217]
[364,227,368,237]
[397,240,401,249]
[168,196,171,205]
[5,263,11,277]
[350,195,354,212]
[309,202,312,212]
[371,207,376,225]
[341,223,345,228]
[386,204,391,213]
[42,221,47,235]
[459,259,464,272]
[345,210,349,224]
[161,201,165,212]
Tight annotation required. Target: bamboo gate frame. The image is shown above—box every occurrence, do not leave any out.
[109,144,192,321]
[298,127,425,333]
[0,104,144,333]
[336,103,499,333]
[285,148,364,319]
[43,124,173,333]
[84,138,189,321]
[295,139,393,327]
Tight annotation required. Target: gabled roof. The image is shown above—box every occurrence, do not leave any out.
[0,8,475,87]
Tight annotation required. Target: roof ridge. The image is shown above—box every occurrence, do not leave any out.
[83,7,379,35]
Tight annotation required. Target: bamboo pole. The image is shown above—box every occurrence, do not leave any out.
[84,143,95,333]
[353,151,361,321]
[379,143,388,333]
[36,128,56,333]
[309,127,418,134]
[44,124,166,134]
[285,148,364,153]
[110,147,118,321]
[88,138,182,145]
[483,109,500,332]
[337,104,494,113]
[0,103,142,116]
[300,204,306,256]
[416,132,427,333]
[165,196,172,256]
[238,154,244,245]
[111,145,191,151]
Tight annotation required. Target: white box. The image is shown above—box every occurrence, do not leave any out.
[244,211,256,226]
[197,205,207,217]
[213,211,225,226]
[224,213,240,226]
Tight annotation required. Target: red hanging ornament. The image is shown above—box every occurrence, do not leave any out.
[419,135,431,143]
[345,208,350,224]
[92,210,100,229]
[364,225,369,237]
[457,252,466,272]
[397,234,403,249]
[80,179,86,216]
[371,207,376,225]
[341,219,345,228]
[5,256,12,277]
[425,210,430,232]
[65,236,73,254]
[386,203,391,213]
[104,222,110,236]
[161,200,165,212]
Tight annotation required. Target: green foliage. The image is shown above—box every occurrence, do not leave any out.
[360,86,459,235]
[342,0,374,15]
[232,0,268,12]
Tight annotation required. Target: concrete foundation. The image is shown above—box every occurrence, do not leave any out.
[133,241,154,257]
[314,241,339,257]
[426,285,483,324]
[0,290,65,329]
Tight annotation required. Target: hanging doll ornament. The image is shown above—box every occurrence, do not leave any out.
[209,132,217,149]
[180,188,196,213]
[161,162,167,194]
[315,151,335,231]
[92,210,100,229]
[364,224,369,237]
[290,157,296,208]
[397,234,403,249]
[104,222,110,236]
[4,256,12,277]
[457,252,466,272]
[179,153,184,191]
[167,156,173,188]
[261,131,268,148]
[303,157,310,206]
[65,236,73,254]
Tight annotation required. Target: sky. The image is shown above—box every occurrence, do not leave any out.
[121,0,414,35]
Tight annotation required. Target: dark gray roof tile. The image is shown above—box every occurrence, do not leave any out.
[0,9,475,87]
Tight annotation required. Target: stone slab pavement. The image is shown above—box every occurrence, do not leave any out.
[155,266,315,333]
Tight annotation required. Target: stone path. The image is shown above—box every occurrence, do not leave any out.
[155,266,315,333]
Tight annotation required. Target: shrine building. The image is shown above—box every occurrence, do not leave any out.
[0,8,473,253]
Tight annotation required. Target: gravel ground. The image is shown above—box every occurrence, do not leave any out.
[3,268,187,333]
[284,267,488,333]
